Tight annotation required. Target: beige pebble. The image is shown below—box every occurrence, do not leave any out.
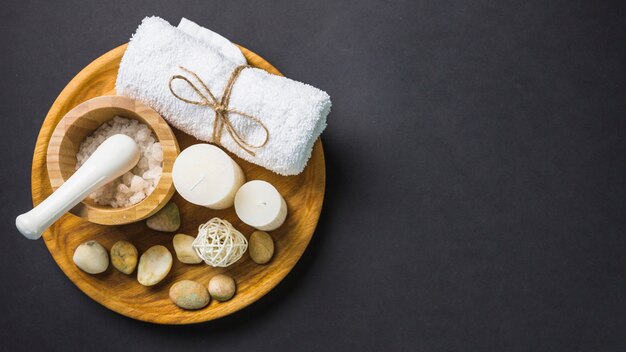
[208,274,236,301]
[249,231,274,264]
[73,240,109,274]
[169,280,210,310]
[137,245,172,286]
[172,234,202,264]
[110,241,138,274]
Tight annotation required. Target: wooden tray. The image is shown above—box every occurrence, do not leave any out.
[30,44,325,324]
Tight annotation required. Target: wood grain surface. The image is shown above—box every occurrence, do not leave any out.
[47,95,180,225]
[30,44,326,324]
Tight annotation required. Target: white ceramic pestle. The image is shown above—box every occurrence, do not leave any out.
[16,134,140,240]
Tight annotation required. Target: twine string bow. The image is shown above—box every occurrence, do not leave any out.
[168,65,269,156]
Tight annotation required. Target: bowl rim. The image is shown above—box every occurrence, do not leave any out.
[46,95,180,225]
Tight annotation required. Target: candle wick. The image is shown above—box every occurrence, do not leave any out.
[258,201,267,206]
[190,174,205,191]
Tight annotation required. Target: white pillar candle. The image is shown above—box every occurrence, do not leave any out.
[172,144,245,209]
[234,180,287,231]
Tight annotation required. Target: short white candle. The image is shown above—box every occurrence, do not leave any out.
[234,180,287,231]
[172,144,245,209]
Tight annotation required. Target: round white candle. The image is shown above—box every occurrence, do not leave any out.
[234,180,287,231]
[172,144,245,209]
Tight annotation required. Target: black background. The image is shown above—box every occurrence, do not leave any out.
[1,1,625,351]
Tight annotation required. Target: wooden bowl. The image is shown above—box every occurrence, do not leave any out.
[46,95,180,225]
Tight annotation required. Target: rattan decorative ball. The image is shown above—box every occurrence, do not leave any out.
[192,218,248,267]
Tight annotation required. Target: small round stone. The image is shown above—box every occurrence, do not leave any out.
[110,241,138,274]
[137,245,173,286]
[249,231,274,264]
[146,202,181,232]
[73,240,109,274]
[169,280,210,310]
[172,234,202,264]
[208,274,236,301]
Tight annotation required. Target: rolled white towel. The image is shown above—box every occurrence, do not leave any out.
[116,16,331,176]
[176,18,246,65]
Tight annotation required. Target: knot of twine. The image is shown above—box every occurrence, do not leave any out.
[169,65,269,156]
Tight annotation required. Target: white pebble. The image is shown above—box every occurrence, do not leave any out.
[137,245,173,286]
[73,241,109,274]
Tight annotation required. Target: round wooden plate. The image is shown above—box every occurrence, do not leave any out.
[31,44,326,324]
